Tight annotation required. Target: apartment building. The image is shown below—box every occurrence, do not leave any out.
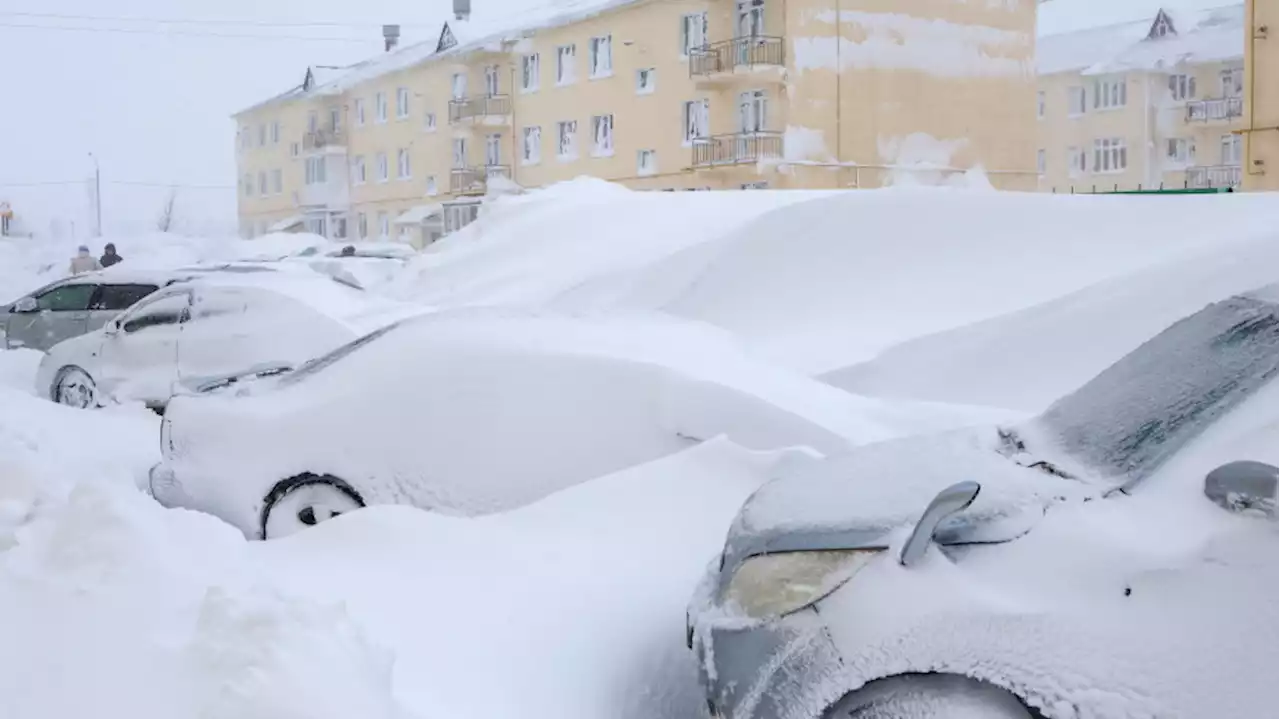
[1036,4,1248,192]
[234,0,1038,245]
[1241,0,1277,190]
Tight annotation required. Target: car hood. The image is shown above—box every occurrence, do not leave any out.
[722,426,1096,570]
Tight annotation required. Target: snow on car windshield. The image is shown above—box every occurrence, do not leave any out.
[1036,286,1279,487]
[277,317,415,387]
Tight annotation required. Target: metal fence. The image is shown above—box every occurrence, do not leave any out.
[449,165,511,193]
[691,132,783,168]
[688,36,785,77]
[1186,164,1242,189]
[448,95,513,123]
[302,128,347,151]
[1186,97,1243,122]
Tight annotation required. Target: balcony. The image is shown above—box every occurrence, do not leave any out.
[450,165,511,194]
[448,95,513,125]
[691,132,783,169]
[1185,97,1243,122]
[689,36,785,85]
[1186,164,1241,189]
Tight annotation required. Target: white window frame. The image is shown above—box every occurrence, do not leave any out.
[1092,137,1127,173]
[1221,133,1242,164]
[240,125,251,150]
[304,156,327,185]
[243,174,253,197]
[396,87,410,119]
[378,212,389,240]
[1220,67,1243,97]
[591,114,614,157]
[329,107,342,133]
[1093,77,1126,110]
[426,176,438,196]
[376,152,389,183]
[522,126,542,165]
[636,68,656,94]
[637,149,657,176]
[352,155,367,185]
[484,65,500,96]
[425,112,437,131]
[681,12,708,55]
[397,148,412,179]
[556,45,577,85]
[452,138,468,169]
[557,120,578,160]
[589,35,613,78]
[258,170,267,196]
[1165,137,1194,165]
[357,212,368,240]
[682,99,709,145]
[375,92,388,123]
[452,72,467,100]
[1067,85,1087,116]
[271,168,283,194]
[1066,146,1087,177]
[1036,149,1046,174]
[1036,91,1045,119]
[290,142,300,159]
[1168,73,1195,102]
[486,133,502,167]
[355,98,366,126]
[270,122,281,144]
[257,124,267,147]
[521,54,541,92]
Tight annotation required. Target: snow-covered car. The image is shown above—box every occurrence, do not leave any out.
[145,309,1007,540]
[36,268,418,410]
[686,285,1279,719]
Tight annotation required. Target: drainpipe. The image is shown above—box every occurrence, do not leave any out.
[834,0,842,185]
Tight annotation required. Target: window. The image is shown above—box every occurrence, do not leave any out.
[681,12,708,55]
[683,99,709,143]
[738,90,767,133]
[521,54,540,91]
[1036,149,1046,174]
[304,156,327,184]
[522,126,542,165]
[243,174,253,197]
[1221,134,1242,164]
[452,73,467,99]
[556,45,576,85]
[375,92,388,123]
[1036,91,1045,119]
[307,112,318,133]
[1220,68,1243,97]
[257,124,267,147]
[589,35,613,78]
[258,171,267,197]
[486,134,502,166]
[377,212,389,239]
[1093,77,1126,110]
[36,284,96,312]
[397,149,412,179]
[1093,137,1127,173]
[1168,73,1196,101]
[738,0,765,38]
[355,98,366,126]
[444,203,481,233]
[376,152,389,182]
[352,155,367,184]
[424,112,437,131]
[557,120,578,159]
[330,108,342,133]
[591,114,614,156]
[1066,146,1087,177]
[270,122,281,144]
[239,125,251,150]
[91,284,158,311]
[1166,137,1195,164]
[271,169,283,194]
[290,142,300,158]
[637,149,657,175]
[333,216,347,239]
[1067,86,1087,116]
[426,176,438,196]
[357,212,368,239]
[452,138,468,168]
[1149,11,1175,38]
[484,65,500,96]
[636,68,655,94]
[396,87,410,119]
[120,292,190,334]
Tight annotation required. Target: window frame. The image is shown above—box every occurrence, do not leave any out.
[557,120,578,159]
[589,35,613,78]
[591,114,615,157]
[636,68,656,94]
[556,44,577,85]
[521,54,541,92]
[637,149,657,176]
[396,87,411,119]
[522,126,542,165]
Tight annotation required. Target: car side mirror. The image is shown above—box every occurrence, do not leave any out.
[1204,460,1277,519]
[13,297,36,313]
[900,481,982,567]
[103,319,121,336]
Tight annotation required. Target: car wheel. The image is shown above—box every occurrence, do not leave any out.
[259,473,366,540]
[52,366,98,409]
[824,673,1041,719]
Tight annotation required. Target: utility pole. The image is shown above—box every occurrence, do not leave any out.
[88,152,102,236]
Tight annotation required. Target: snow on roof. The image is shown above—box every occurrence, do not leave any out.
[268,215,304,233]
[393,204,443,225]
[1037,2,1242,75]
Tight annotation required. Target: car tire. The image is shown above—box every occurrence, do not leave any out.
[824,673,1042,719]
[51,366,99,410]
[259,473,366,540]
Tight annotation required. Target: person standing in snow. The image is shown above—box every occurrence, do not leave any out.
[68,245,102,275]
[100,243,123,268]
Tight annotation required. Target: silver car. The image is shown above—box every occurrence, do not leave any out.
[2,272,179,352]
[687,286,1278,719]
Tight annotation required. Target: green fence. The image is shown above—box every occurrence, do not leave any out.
[1050,185,1237,195]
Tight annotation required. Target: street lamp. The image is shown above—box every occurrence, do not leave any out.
[88,152,102,237]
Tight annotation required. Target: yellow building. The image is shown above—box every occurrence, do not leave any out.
[234,0,1039,244]
[1036,4,1248,193]
[1242,0,1277,190]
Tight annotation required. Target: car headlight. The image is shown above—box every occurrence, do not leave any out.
[725,549,883,619]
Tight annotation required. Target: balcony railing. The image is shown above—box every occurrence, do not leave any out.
[448,95,513,123]
[689,36,785,77]
[1186,164,1241,189]
[691,132,783,168]
[1185,97,1243,122]
[450,165,511,193]
[302,128,346,151]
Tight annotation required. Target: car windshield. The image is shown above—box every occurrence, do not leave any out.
[1035,285,1279,487]
[276,317,415,388]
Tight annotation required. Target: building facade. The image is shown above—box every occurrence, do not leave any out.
[234,0,1039,245]
[1242,0,1277,190]
[1036,5,1248,193]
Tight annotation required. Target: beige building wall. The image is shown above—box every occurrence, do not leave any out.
[1243,0,1278,190]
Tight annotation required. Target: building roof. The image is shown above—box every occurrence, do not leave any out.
[1037,2,1243,75]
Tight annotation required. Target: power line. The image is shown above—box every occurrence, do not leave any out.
[0,10,433,29]
[0,21,377,42]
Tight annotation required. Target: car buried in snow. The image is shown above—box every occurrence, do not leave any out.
[685,285,1279,719]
